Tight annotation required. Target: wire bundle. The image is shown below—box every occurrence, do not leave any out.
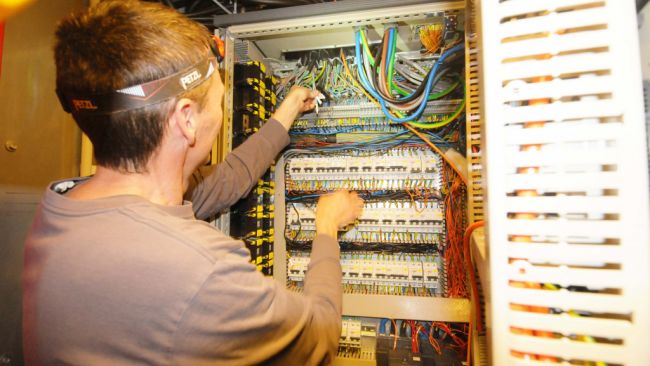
[353,26,465,126]
[442,162,468,298]
[419,24,444,54]
[377,319,468,356]
[274,54,365,104]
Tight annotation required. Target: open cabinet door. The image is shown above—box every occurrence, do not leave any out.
[479,0,650,365]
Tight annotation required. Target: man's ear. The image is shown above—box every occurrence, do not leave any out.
[170,98,197,146]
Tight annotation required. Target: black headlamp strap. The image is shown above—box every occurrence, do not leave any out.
[57,56,216,115]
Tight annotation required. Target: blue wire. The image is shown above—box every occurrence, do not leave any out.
[379,319,388,335]
[386,27,419,104]
[354,30,464,123]
[286,194,321,201]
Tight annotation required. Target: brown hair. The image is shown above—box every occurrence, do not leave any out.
[55,0,213,172]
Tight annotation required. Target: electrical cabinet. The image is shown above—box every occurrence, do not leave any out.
[219,0,650,365]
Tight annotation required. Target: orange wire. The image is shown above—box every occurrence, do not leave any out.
[403,124,468,186]
[444,166,467,297]
[464,220,485,333]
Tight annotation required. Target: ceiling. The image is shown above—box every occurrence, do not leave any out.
[154,0,338,18]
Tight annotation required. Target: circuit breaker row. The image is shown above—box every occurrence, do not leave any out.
[285,149,442,192]
[286,200,444,245]
[287,252,441,289]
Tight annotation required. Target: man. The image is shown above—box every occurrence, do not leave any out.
[22,1,363,365]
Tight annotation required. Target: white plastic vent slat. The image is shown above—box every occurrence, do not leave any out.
[506,220,622,237]
[498,0,604,19]
[500,7,608,38]
[508,288,632,313]
[507,265,623,288]
[507,149,618,167]
[507,243,623,265]
[505,123,621,145]
[503,101,620,124]
[503,76,614,103]
[504,172,620,191]
[508,334,628,364]
[501,53,612,81]
[504,196,621,213]
[501,30,609,60]
[509,311,631,339]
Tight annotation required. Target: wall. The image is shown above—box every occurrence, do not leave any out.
[0,0,84,188]
[0,1,86,365]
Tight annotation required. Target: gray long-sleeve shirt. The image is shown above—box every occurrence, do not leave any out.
[22,119,342,366]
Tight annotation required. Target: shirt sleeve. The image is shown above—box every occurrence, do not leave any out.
[185,119,289,220]
[170,234,342,366]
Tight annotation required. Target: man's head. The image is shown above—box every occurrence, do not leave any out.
[55,0,219,173]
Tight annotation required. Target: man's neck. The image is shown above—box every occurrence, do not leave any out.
[66,163,184,206]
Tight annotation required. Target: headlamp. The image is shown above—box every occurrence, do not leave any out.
[57,36,224,115]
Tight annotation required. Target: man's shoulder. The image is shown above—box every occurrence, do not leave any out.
[32,184,247,266]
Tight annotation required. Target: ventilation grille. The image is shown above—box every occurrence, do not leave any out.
[482,0,650,365]
[234,40,251,62]
[465,0,483,223]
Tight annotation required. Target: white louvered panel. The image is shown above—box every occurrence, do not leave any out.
[481,0,649,364]
[503,100,621,124]
[504,172,620,191]
[505,220,622,237]
[507,264,623,289]
[508,312,632,339]
[501,53,612,81]
[503,76,615,103]
[507,288,632,314]
[504,196,621,213]
[500,7,609,38]
[501,30,609,60]
[508,335,628,364]
[505,123,622,145]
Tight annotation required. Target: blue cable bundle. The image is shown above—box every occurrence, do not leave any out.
[354,29,464,123]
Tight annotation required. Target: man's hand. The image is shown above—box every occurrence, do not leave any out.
[315,191,364,239]
[271,86,322,131]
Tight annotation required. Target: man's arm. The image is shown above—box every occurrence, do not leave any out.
[185,119,288,220]
[186,87,321,220]
[171,191,363,365]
